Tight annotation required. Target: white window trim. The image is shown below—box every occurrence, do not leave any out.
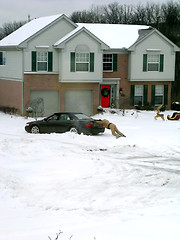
[37,51,48,72]
[75,52,90,72]
[147,54,160,72]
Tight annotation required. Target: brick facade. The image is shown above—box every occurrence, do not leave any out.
[24,74,100,115]
[0,79,22,114]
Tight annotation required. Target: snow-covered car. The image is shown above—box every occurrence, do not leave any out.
[25,112,105,135]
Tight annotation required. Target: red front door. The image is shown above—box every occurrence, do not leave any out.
[101,85,110,108]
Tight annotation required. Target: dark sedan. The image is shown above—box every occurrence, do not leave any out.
[25,112,105,135]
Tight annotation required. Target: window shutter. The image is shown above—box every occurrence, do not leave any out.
[130,85,135,106]
[164,85,168,105]
[143,54,147,72]
[159,54,164,72]
[0,52,2,65]
[151,85,155,106]
[113,54,117,72]
[70,52,75,72]
[90,52,94,72]
[32,51,37,72]
[143,85,148,106]
[48,52,53,72]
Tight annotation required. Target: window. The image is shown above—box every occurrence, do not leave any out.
[37,52,48,71]
[155,85,164,105]
[31,51,53,72]
[134,85,143,106]
[151,85,168,106]
[0,51,6,65]
[59,114,70,121]
[103,54,117,72]
[143,54,164,72]
[70,52,94,72]
[76,53,89,71]
[147,54,159,71]
[130,85,148,106]
[103,54,113,71]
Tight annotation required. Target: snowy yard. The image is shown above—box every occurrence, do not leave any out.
[0,109,180,240]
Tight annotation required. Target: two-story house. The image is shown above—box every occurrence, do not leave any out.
[0,14,179,116]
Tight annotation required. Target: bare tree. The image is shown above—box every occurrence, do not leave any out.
[0,20,26,40]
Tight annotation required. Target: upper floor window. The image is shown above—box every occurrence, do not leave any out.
[143,54,164,72]
[76,53,89,71]
[103,54,113,71]
[147,54,159,71]
[37,52,48,71]
[70,52,94,72]
[0,51,6,65]
[31,51,53,72]
[70,44,94,72]
[103,54,117,72]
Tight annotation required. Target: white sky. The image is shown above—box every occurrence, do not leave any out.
[0,0,170,27]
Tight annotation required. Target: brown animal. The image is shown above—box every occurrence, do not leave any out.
[154,105,165,120]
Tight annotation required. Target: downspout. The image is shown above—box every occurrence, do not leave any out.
[16,46,25,115]
[21,48,25,115]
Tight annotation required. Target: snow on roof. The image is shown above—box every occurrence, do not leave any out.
[0,13,150,49]
[54,26,82,47]
[0,14,63,47]
[54,25,109,49]
[77,23,150,49]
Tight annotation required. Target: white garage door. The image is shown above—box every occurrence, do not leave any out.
[30,90,60,117]
[65,90,93,116]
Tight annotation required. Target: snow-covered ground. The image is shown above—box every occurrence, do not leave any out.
[0,109,180,240]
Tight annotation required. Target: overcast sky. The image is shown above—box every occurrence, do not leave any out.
[1,0,170,27]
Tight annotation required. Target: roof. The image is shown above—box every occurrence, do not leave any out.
[0,14,179,51]
[54,26,109,49]
[0,14,64,47]
[0,14,150,49]
[129,28,180,52]
[77,23,150,49]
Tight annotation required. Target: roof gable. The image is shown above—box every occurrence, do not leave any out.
[129,28,180,51]
[0,14,77,48]
[54,26,109,50]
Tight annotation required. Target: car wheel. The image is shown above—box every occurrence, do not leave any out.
[31,125,40,134]
[69,127,79,134]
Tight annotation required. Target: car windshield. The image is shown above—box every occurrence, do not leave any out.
[74,113,91,120]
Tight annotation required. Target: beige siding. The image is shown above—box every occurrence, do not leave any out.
[129,32,176,82]
[0,50,23,81]
[24,19,76,72]
[60,31,103,82]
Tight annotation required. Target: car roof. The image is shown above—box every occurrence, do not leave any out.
[54,112,86,115]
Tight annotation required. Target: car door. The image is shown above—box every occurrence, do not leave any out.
[44,114,60,133]
[54,113,72,133]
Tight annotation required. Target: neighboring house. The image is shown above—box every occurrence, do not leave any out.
[0,14,179,116]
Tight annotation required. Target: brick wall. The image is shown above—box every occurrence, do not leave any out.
[24,74,100,115]
[0,79,22,114]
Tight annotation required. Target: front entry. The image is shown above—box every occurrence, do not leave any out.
[101,85,111,108]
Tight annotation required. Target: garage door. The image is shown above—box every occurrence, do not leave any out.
[30,90,60,117]
[65,90,93,116]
